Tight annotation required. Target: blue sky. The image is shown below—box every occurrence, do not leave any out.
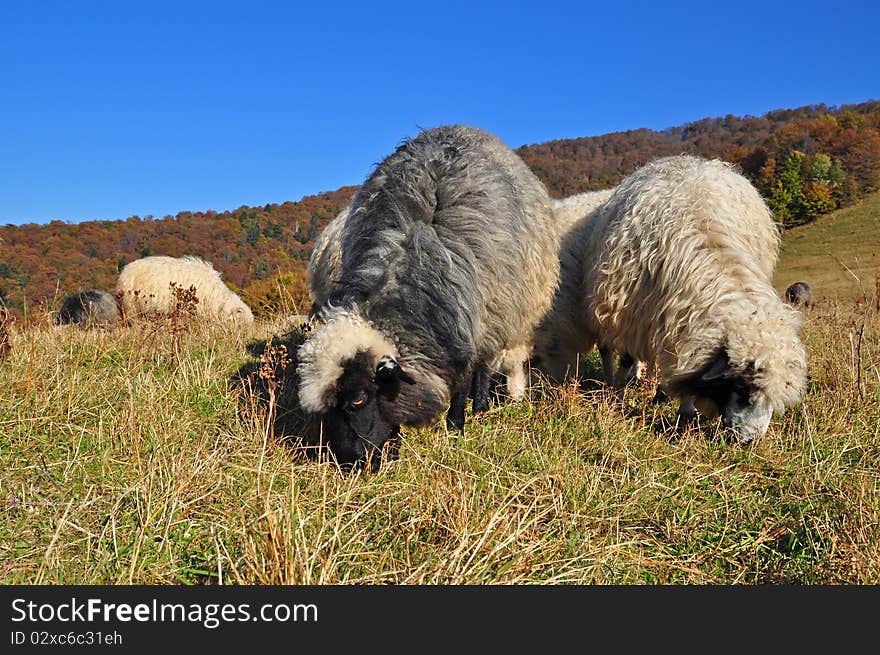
[1,1,878,226]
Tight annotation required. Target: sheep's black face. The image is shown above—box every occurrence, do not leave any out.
[321,352,414,472]
[674,349,771,443]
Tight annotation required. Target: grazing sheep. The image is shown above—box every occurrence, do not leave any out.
[309,205,532,407]
[298,125,559,471]
[55,289,120,327]
[535,189,657,394]
[115,255,254,325]
[542,154,807,442]
[785,281,813,308]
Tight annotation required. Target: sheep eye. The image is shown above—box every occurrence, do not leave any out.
[349,393,368,409]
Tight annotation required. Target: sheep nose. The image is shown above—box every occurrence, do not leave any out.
[731,424,758,444]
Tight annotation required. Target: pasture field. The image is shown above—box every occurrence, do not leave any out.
[2,194,880,585]
[775,191,880,302]
[1,292,878,585]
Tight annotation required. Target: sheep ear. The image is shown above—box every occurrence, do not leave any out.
[376,357,415,384]
[375,357,415,400]
[700,350,731,382]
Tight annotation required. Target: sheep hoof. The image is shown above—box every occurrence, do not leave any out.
[446,412,465,433]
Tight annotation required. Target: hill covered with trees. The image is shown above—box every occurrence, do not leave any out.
[2,100,879,319]
[518,100,880,227]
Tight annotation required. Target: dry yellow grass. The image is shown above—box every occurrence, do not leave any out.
[3,195,880,585]
[1,291,878,584]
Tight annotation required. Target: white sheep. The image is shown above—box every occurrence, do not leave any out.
[533,189,616,384]
[115,255,254,325]
[541,155,807,442]
[536,189,653,392]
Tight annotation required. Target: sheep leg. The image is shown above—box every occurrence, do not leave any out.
[470,362,490,414]
[676,395,698,430]
[446,382,468,433]
[616,353,639,389]
[620,356,649,388]
[601,347,633,401]
[651,386,670,406]
[599,346,616,387]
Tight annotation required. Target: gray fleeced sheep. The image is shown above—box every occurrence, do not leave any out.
[297,125,559,470]
[538,154,807,442]
[55,289,121,328]
[308,204,531,404]
[115,255,254,325]
[785,281,813,308]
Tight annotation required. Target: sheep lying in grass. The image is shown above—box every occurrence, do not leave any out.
[115,255,254,325]
[298,125,559,471]
[55,289,120,328]
[539,155,807,442]
[785,281,814,308]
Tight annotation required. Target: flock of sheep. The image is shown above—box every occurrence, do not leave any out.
[300,125,811,471]
[52,124,815,474]
[55,254,254,328]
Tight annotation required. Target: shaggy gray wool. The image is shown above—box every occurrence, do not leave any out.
[299,125,559,422]
[56,289,120,327]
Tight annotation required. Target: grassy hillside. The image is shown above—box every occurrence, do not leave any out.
[3,193,880,585]
[1,295,878,584]
[775,191,880,301]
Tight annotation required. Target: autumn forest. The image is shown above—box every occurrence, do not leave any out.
[2,100,879,320]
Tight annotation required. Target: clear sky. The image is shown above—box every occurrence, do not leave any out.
[1,0,878,226]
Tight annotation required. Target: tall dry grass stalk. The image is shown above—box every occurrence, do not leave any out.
[0,306,12,361]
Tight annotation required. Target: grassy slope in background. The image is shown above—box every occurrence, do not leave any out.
[775,191,880,301]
